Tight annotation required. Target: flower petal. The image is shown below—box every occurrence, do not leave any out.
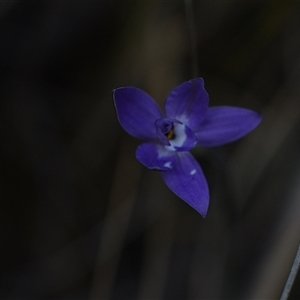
[164,78,209,130]
[161,152,209,217]
[113,87,162,140]
[195,106,262,147]
[166,122,197,152]
[136,143,176,170]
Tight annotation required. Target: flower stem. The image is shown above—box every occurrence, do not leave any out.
[280,243,300,300]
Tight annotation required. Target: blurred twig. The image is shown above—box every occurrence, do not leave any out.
[280,244,300,300]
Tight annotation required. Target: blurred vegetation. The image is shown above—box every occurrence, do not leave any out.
[1,1,300,299]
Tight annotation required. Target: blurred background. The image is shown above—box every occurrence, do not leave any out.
[1,1,300,299]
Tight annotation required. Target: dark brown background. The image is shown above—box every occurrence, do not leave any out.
[1,1,300,299]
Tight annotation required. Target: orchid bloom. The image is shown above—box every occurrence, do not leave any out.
[113,78,261,217]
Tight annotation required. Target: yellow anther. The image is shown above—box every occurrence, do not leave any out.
[166,128,174,140]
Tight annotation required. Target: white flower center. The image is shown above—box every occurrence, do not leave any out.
[165,123,186,151]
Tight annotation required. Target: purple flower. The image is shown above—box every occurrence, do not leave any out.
[113,78,261,217]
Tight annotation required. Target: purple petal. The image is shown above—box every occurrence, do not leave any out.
[164,78,209,130]
[161,152,209,217]
[194,106,262,147]
[136,143,176,170]
[166,122,197,152]
[113,87,162,140]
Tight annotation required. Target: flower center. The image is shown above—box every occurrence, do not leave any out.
[155,118,176,146]
[154,118,197,151]
[165,127,175,140]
